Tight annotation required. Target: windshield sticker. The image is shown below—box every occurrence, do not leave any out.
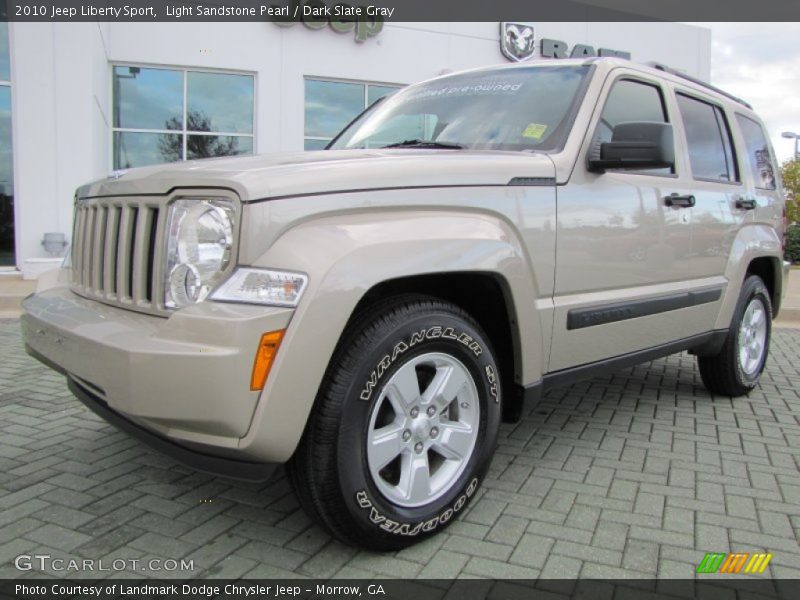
[522,123,548,139]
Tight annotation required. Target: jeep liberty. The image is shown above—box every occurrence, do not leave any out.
[22,58,788,550]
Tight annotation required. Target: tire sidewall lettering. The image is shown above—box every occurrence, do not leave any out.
[359,324,495,402]
[353,477,480,537]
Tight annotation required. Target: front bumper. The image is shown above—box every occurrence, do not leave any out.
[65,376,277,481]
[21,275,293,462]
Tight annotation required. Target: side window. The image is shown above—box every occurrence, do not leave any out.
[596,79,672,175]
[736,115,777,190]
[598,79,667,142]
[676,94,738,183]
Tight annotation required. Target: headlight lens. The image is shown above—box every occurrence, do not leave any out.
[164,198,234,309]
[211,268,308,307]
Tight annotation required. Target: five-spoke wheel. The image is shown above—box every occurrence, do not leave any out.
[366,352,479,507]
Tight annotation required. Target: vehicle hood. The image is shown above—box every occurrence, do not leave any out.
[77,149,556,201]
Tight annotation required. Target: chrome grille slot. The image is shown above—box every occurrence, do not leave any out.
[81,205,95,291]
[131,206,151,304]
[91,205,106,293]
[104,205,121,297]
[71,206,85,285]
[127,206,140,301]
[145,207,160,303]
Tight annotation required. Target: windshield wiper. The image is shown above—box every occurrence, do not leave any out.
[380,139,463,149]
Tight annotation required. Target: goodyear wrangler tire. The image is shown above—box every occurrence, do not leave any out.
[287,295,501,550]
[698,275,772,397]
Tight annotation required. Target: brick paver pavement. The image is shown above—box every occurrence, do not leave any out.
[1,319,798,579]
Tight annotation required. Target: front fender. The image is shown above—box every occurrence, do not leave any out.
[237,208,546,461]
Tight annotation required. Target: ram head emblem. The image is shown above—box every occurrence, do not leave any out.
[500,23,536,62]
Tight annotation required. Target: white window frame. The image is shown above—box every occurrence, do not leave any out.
[110,62,257,171]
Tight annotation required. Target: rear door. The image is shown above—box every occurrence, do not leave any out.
[672,90,746,281]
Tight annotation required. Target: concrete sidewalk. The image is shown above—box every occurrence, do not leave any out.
[0,273,35,319]
[775,267,800,328]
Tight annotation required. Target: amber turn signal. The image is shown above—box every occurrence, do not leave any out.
[250,330,286,391]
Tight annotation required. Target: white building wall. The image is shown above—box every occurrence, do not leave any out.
[7,20,711,269]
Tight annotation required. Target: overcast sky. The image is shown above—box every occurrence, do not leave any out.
[698,23,800,164]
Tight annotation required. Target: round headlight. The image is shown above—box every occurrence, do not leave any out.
[165,199,234,309]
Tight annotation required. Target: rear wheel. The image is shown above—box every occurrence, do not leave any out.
[698,275,772,396]
[287,296,501,550]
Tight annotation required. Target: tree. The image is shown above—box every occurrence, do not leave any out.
[158,110,242,162]
[782,158,800,225]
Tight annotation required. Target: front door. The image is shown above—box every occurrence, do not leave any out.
[550,73,695,372]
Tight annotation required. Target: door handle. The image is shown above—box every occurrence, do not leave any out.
[735,197,757,210]
[664,193,695,208]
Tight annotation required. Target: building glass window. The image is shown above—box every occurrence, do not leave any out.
[676,94,738,183]
[736,114,776,190]
[0,22,9,82]
[112,66,254,170]
[304,78,401,150]
[0,22,13,267]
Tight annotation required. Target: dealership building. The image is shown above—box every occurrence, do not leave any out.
[0,20,710,275]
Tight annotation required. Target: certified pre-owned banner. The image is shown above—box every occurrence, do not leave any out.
[3,0,800,22]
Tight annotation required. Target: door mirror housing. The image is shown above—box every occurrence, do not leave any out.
[589,122,675,172]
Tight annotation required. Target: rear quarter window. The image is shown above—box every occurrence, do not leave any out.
[736,114,777,190]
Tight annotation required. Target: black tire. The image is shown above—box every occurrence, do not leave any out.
[287,295,501,551]
[698,275,772,397]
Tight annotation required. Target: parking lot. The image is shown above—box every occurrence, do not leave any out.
[1,318,799,580]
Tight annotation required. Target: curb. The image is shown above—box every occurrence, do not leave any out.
[775,306,800,329]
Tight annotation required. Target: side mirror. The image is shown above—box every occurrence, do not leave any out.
[589,122,675,172]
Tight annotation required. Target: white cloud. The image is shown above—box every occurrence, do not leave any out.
[697,23,800,163]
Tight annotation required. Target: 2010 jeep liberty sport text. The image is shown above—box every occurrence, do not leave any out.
[22,58,788,550]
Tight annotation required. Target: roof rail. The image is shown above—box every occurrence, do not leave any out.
[645,62,753,110]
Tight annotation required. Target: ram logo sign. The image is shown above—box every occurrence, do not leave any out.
[696,552,773,574]
[500,23,536,62]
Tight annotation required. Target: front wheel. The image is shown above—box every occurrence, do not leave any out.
[287,296,501,550]
[698,275,772,396]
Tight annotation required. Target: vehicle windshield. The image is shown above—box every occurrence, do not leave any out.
[329,64,592,152]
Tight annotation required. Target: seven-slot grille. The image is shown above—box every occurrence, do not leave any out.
[70,199,166,314]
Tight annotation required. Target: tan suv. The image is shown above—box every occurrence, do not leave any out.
[22,58,788,550]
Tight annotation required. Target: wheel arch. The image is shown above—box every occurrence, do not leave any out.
[349,272,526,423]
[745,256,783,317]
[714,224,784,330]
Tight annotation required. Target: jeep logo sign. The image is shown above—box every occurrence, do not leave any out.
[272,0,384,43]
